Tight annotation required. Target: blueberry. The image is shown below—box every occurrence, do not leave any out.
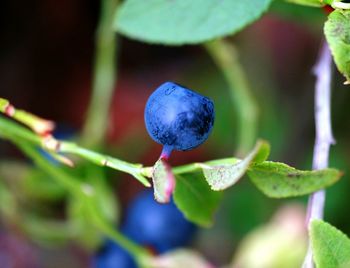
[122,190,196,253]
[93,240,137,268]
[144,82,214,153]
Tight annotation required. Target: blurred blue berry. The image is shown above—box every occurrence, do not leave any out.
[93,240,137,268]
[123,190,196,253]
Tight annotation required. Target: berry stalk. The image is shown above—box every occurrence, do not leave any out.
[160,145,173,160]
[302,42,335,268]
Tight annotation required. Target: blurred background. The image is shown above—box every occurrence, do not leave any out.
[0,0,349,267]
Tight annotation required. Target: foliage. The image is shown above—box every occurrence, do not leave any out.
[115,0,273,45]
[325,10,350,84]
[311,220,350,268]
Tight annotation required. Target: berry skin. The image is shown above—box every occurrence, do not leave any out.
[93,240,137,268]
[122,190,196,253]
[144,82,214,152]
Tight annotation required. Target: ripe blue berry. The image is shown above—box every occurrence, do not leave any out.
[93,240,137,268]
[144,82,214,154]
[122,190,196,253]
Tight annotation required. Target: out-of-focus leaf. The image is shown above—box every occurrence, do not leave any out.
[248,161,342,198]
[232,205,307,268]
[203,140,270,190]
[152,159,175,203]
[311,220,350,268]
[85,165,119,223]
[67,197,102,250]
[174,172,222,227]
[22,169,67,201]
[286,0,325,7]
[325,10,350,83]
[147,249,214,268]
[22,216,73,246]
[0,160,66,201]
[115,0,273,45]
[270,1,325,28]
[67,165,119,250]
[0,179,17,220]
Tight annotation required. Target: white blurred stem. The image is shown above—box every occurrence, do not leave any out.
[302,42,335,268]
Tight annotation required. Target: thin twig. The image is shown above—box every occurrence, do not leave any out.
[81,0,119,147]
[302,42,335,268]
[0,97,54,135]
[205,40,258,156]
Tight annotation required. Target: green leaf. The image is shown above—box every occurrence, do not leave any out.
[152,159,175,203]
[115,0,273,45]
[173,172,222,227]
[202,140,270,191]
[311,220,350,268]
[247,161,342,198]
[324,10,350,83]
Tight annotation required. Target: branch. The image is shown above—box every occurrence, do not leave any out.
[0,98,54,135]
[302,42,335,268]
[0,115,150,187]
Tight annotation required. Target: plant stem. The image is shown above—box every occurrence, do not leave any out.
[0,116,150,186]
[205,39,258,156]
[0,97,54,135]
[13,140,149,266]
[81,0,119,148]
[302,42,335,268]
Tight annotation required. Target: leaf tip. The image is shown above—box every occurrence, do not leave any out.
[152,159,176,203]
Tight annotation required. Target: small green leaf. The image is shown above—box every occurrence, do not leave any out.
[324,10,350,83]
[174,172,222,227]
[202,140,270,191]
[251,140,271,164]
[248,162,342,198]
[152,159,175,203]
[286,0,325,7]
[115,0,273,45]
[311,220,350,268]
